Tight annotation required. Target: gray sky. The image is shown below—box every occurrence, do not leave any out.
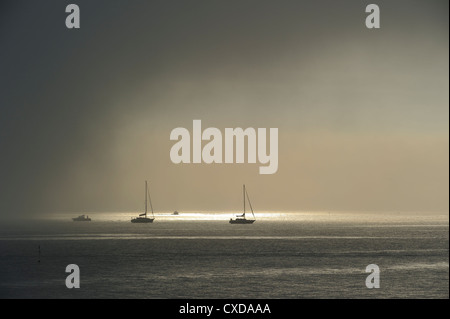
[0,0,448,216]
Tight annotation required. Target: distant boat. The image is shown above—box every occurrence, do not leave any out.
[131,180,155,223]
[229,184,256,224]
[172,211,180,215]
[72,214,91,222]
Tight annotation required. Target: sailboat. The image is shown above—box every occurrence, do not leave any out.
[229,184,256,224]
[131,181,155,223]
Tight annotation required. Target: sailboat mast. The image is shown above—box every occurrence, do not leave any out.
[145,180,148,217]
[243,184,246,217]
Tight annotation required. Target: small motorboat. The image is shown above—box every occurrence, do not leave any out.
[72,214,91,221]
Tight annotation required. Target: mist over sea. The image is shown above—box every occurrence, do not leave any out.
[0,212,448,298]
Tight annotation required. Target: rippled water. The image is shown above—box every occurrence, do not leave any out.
[0,212,448,298]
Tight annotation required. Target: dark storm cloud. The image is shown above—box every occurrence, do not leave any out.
[0,1,448,216]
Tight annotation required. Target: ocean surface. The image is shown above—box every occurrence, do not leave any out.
[0,211,448,299]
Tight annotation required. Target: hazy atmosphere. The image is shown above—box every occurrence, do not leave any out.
[0,0,448,217]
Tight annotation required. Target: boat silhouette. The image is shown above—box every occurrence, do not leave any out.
[131,181,155,223]
[72,214,91,221]
[229,184,256,224]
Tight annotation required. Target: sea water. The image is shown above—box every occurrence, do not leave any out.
[0,212,448,298]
